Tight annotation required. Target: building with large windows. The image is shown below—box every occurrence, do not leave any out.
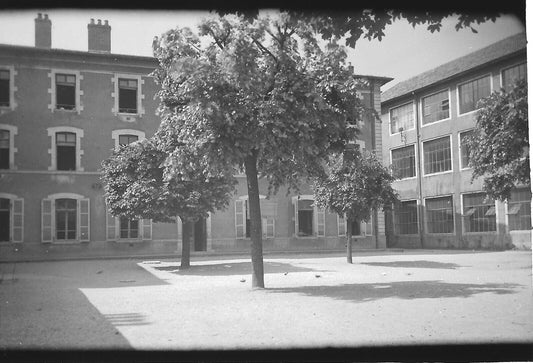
[0,14,391,261]
[381,32,530,250]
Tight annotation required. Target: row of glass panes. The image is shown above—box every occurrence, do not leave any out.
[0,70,138,113]
[394,188,532,235]
[391,132,473,179]
[390,63,527,135]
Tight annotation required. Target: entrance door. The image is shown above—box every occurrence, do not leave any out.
[193,217,207,251]
[0,198,9,242]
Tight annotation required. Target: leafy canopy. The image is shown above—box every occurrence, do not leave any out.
[466,79,529,201]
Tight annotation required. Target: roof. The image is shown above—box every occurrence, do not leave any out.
[381,32,527,104]
[353,74,394,86]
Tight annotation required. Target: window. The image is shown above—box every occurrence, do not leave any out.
[292,196,325,238]
[422,90,449,124]
[119,78,138,113]
[502,63,527,90]
[55,73,76,110]
[508,187,532,231]
[111,129,145,150]
[56,132,76,171]
[458,75,491,114]
[394,200,418,235]
[391,145,416,179]
[0,198,9,241]
[460,130,473,169]
[119,134,139,146]
[0,129,9,169]
[42,195,89,242]
[426,196,454,234]
[0,69,9,107]
[338,214,373,237]
[0,195,23,242]
[462,192,496,233]
[235,196,276,239]
[423,136,451,175]
[390,103,414,134]
[120,217,139,239]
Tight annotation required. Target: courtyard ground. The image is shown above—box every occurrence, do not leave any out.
[0,249,532,360]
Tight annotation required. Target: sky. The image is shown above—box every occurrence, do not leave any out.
[0,8,526,91]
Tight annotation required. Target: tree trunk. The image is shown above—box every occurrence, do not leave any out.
[346,217,353,264]
[244,150,265,289]
[180,218,192,269]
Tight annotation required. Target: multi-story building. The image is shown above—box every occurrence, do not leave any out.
[0,14,391,261]
[381,32,530,250]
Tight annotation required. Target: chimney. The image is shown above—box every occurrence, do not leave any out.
[35,13,52,49]
[88,18,111,53]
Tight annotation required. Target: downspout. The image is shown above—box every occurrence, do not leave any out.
[412,91,424,248]
[370,79,380,249]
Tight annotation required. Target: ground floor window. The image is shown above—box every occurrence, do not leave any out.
[0,196,23,242]
[293,196,325,238]
[42,195,89,242]
[462,192,496,233]
[338,214,372,237]
[426,196,454,234]
[394,200,418,235]
[0,198,9,241]
[55,198,77,240]
[235,197,276,239]
[120,217,139,239]
[508,187,532,231]
[105,204,152,241]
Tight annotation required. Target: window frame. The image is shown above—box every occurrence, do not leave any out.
[390,143,417,180]
[47,126,84,172]
[422,134,453,177]
[337,213,372,238]
[48,69,83,114]
[0,65,17,111]
[461,192,498,235]
[393,199,419,236]
[424,195,456,235]
[458,129,475,170]
[292,195,325,238]
[420,88,451,127]
[456,73,493,116]
[112,74,144,117]
[389,101,415,136]
[0,124,17,170]
[505,186,532,232]
[41,193,90,243]
[0,193,24,243]
[500,62,527,91]
[111,129,146,150]
[235,195,276,240]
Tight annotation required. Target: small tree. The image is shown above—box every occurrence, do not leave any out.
[101,137,236,269]
[313,148,398,263]
[466,79,529,201]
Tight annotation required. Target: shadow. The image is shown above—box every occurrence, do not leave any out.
[104,313,151,326]
[267,280,521,303]
[361,260,464,269]
[154,261,327,276]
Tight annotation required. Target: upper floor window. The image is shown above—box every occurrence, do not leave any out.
[507,187,532,231]
[394,200,418,235]
[459,130,474,169]
[119,134,139,146]
[111,129,145,151]
[462,192,496,233]
[55,74,76,110]
[390,103,414,134]
[422,90,449,125]
[423,136,452,175]
[119,78,138,113]
[458,75,491,114]
[501,63,527,90]
[391,145,416,179]
[0,129,9,169]
[0,70,9,107]
[56,132,76,171]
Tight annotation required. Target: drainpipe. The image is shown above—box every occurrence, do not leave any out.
[412,91,425,248]
[370,79,380,249]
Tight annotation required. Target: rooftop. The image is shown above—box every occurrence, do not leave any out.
[381,32,527,104]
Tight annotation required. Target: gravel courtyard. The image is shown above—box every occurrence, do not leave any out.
[1,250,532,352]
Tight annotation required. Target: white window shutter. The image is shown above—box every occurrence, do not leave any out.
[235,199,245,239]
[41,199,53,242]
[12,198,24,242]
[293,198,299,237]
[142,219,152,240]
[338,215,347,237]
[261,217,267,238]
[105,206,116,241]
[78,198,90,242]
[266,217,275,238]
[316,207,325,237]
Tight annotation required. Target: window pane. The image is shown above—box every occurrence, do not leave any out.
[459,76,491,114]
[460,131,473,168]
[391,145,416,179]
[56,85,76,110]
[422,90,449,124]
[298,210,313,236]
[0,70,9,107]
[56,199,77,240]
[424,137,451,174]
[508,188,532,231]
[0,129,9,148]
[56,73,75,85]
[390,103,414,134]
[502,63,527,90]
[119,88,137,113]
[56,132,76,146]
[120,216,140,239]
[394,201,418,235]
[119,134,139,146]
[426,196,454,233]
[463,193,496,233]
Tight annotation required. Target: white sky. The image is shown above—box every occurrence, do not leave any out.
[0,9,526,91]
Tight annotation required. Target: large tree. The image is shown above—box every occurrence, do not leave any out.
[313,147,398,263]
[152,12,365,288]
[466,79,529,201]
[101,137,236,268]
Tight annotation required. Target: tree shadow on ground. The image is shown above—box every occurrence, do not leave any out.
[267,281,521,303]
[360,260,464,269]
[154,261,328,276]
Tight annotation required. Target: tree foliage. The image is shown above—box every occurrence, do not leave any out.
[466,79,529,201]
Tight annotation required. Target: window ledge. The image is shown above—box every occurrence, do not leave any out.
[54,108,78,113]
[424,170,453,177]
[463,231,497,235]
[50,241,81,245]
[0,107,14,115]
[115,239,144,243]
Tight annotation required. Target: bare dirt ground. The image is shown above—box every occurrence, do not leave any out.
[1,250,532,358]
